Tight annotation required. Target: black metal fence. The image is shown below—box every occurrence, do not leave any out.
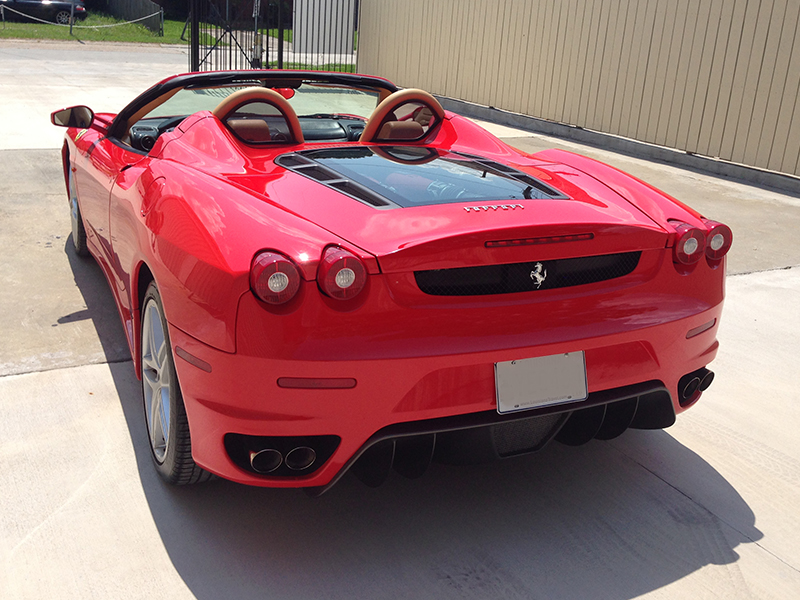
[188,0,358,73]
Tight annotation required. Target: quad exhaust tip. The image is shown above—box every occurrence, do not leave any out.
[285,446,317,471]
[249,447,317,474]
[699,369,714,391]
[249,449,283,474]
[679,368,714,406]
[681,377,701,401]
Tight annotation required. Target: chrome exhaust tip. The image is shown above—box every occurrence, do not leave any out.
[285,446,317,471]
[681,377,701,401]
[249,449,283,473]
[699,369,714,391]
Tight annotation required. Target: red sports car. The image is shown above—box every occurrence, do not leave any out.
[52,70,732,493]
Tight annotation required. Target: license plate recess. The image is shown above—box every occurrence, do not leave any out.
[495,351,588,414]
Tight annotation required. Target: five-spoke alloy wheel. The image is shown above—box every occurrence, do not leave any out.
[141,282,210,484]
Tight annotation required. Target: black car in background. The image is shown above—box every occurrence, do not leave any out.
[0,0,88,24]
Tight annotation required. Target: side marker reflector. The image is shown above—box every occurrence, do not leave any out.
[175,347,212,373]
[277,377,357,389]
[686,319,716,339]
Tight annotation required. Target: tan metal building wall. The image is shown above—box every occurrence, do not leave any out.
[358,0,800,177]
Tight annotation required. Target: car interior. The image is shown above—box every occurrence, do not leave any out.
[122,81,446,153]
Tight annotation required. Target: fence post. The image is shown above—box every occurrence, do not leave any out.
[251,0,262,68]
[277,0,284,69]
[190,0,200,71]
[160,8,164,37]
[70,1,74,36]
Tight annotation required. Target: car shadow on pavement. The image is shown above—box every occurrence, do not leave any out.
[63,236,131,365]
[111,372,761,598]
[65,230,762,600]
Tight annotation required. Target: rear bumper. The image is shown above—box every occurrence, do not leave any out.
[169,286,722,488]
[306,379,675,495]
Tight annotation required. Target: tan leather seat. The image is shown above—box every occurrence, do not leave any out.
[361,88,445,144]
[213,87,304,144]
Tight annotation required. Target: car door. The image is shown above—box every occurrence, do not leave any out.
[72,133,146,281]
[107,155,158,335]
[9,1,45,20]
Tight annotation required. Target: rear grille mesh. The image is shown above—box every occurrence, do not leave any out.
[415,251,641,296]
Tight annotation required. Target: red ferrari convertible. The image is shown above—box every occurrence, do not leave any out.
[52,70,732,493]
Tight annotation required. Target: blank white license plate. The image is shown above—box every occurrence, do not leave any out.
[495,351,588,414]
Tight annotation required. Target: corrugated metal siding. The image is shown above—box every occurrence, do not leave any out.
[358,0,800,177]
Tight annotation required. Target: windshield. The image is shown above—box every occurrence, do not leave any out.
[143,82,381,121]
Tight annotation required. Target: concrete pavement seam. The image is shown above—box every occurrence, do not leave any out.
[0,358,133,380]
[729,264,799,277]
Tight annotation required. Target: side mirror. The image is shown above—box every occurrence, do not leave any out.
[51,106,95,128]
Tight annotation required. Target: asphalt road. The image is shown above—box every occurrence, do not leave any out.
[1,40,799,599]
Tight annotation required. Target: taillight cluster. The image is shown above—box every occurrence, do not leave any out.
[703,220,733,260]
[250,252,302,304]
[250,246,368,305]
[317,246,367,300]
[670,219,732,266]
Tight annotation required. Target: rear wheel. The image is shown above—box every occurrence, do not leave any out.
[54,10,71,25]
[141,282,210,485]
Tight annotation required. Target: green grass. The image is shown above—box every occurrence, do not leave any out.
[0,14,356,72]
[271,62,355,73]
[264,28,292,43]
[0,13,188,44]
[261,29,358,49]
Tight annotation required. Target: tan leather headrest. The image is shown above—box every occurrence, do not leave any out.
[377,120,425,141]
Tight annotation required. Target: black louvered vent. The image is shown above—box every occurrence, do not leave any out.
[275,153,393,208]
[415,252,641,296]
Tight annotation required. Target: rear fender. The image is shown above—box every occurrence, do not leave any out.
[142,162,370,353]
[531,149,705,229]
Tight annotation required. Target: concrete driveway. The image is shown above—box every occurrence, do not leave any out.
[1,39,799,599]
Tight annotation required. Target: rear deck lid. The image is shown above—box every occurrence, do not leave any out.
[275,146,569,209]
[240,146,669,272]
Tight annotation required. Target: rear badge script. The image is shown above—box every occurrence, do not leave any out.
[463,204,524,212]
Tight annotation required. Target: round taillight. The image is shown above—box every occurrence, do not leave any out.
[672,222,706,265]
[250,251,301,304]
[703,220,733,260]
[317,246,367,300]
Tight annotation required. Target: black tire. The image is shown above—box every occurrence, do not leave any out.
[69,168,89,257]
[141,281,211,485]
[55,11,71,25]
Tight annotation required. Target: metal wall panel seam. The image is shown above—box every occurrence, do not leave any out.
[766,3,800,172]
[742,0,785,168]
[732,0,778,165]
[757,0,798,170]
[717,0,760,161]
